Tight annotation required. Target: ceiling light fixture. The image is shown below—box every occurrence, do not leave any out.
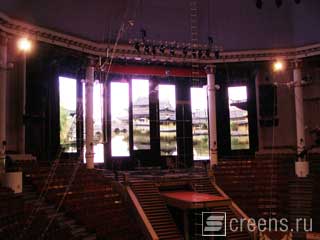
[151,45,157,55]
[256,0,263,9]
[205,49,211,58]
[214,50,220,59]
[273,60,284,72]
[18,37,32,53]
[169,47,175,56]
[159,44,165,54]
[144,45,150,54]
[192,49,197,58]
[275,0,283,8]
[182,47,188,57]
[134,42,140,53]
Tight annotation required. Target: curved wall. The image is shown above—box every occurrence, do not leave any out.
[0,0,319,51]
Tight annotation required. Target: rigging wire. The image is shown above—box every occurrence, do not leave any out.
[39,101,85,238]
[19,112,78,239]
[101,0,139,79]
[97,0,140,170]
[269,72,278,222]
[40,160,82,239]
[40,2,141,235]
[267,67,308,225]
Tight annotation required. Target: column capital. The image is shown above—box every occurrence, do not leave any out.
[0,31,8,46]
[87,57,96,67]
[205,65,216,74]
[291,59,303,69]
[84,80,94,86]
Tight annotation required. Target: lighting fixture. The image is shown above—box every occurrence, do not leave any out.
[134,42,140,53]
[144,45,150,54]
[275,0,282,8]
[273,60,284,72]
[169,47,175,56]
[151,45,157,55]
[192,49,197,58]
[256,0,263,9]
[159,45,165,54]
[205,49,211,58]
[181,47,187,57]
[17,37,32,53]
[214,50,220,59]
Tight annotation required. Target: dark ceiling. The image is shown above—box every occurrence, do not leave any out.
[1,0,320,51]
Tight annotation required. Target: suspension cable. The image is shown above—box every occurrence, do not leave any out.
[19,114,77,239]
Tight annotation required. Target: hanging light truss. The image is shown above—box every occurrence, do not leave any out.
[128,38,223,60]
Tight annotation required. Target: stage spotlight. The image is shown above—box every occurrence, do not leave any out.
[198,49,203,58]
[214,50,220,59]
[205,49,211,58]
[144,45,150,54]
[256,0,263,9]
[134,42,140,53]
[275,0,282,8]
[159,45,165,54]
[151,45,156,55]
[273,60,284,72]
[169,47,175,56]
[192,49,197,58]
[182,47,188,57]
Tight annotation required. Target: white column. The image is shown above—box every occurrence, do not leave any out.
[293,60,309,177]
[19,53,26,153]
[0,32,7,162]
[85,63,94,169]
[206,65,218,167]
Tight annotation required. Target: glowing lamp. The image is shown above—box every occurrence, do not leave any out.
[273,60,284,72]
[18,37,32,53]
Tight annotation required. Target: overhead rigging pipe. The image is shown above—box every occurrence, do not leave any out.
[293,60,309,178]
[205,65,218,168]
[85,60,95,169]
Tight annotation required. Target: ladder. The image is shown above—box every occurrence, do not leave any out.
[189,1,201,85]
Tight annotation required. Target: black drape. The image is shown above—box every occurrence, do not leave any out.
[26,43,86,162]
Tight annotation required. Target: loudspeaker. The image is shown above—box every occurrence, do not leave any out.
[259,84,278,127]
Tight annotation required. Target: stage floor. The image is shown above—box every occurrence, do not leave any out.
[161,191,229,209]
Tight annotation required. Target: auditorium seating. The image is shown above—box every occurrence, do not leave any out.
[215,155,293,221]
[2,153,318,239]
[215,153,320,233]
[0,186,76,240]
[30,162,145,240]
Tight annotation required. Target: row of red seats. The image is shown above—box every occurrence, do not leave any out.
[0,186,78,240]
[30,164,145,239]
